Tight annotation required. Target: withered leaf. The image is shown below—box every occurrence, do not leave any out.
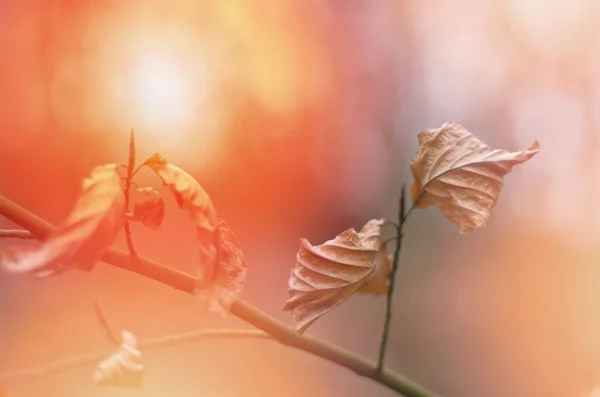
[0,164,126,275]
[359,241,392,295]
[93,330,144,389]
[410,121,540,233]
[283,219,389,334]
[131,187,165,230]
[203,218,248,315]
[143,153,246,314]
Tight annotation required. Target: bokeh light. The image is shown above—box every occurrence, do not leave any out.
[130,50,197,133]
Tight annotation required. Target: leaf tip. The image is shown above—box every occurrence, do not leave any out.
[529,139,541,152]
[142,152,166,170]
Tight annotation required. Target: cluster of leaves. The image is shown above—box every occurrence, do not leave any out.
[0,121,539,389]
[283,122,539,333]
[0,150,248,316]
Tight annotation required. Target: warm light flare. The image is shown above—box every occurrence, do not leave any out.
[131,52,196,133]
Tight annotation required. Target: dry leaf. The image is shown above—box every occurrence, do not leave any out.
[94,330,144,389]
[410,121,540,233]
[205,218,248,315]
[143,153,246,314]
[0,164,126,275]
[131,187,165,230]
[359,241,392,294]
[283,219,389,334]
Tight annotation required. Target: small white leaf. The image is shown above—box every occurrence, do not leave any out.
[94,330,144,389]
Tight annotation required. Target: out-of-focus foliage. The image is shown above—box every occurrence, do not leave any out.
[0,163,125,276]
[131,187,165,231]
[144,153,247,315]
[93,330,144,389]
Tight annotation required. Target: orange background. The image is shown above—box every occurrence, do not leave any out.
[0,1,599,397]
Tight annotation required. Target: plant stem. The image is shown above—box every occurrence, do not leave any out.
[378,186,406,371]
[123,129,138,258]
[93,302,120,347]
[0,230,36,239]
[0,329,270,384]
[0,194,442,397]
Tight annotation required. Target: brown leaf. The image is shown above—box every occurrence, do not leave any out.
[359,242,392,294]
[204,218,248,315]
[410,121,540,233]
[93,330,145,389]
[131,187,165,230]
[143,153,217,234]
[143,153,246,314]
[0,164,126,275]
[283,219,388,334]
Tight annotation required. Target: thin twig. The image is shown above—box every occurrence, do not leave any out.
[0,230,35,239]
[123,129,138,258]
[382,235,399,246]
[0,329,270,384]
[382,220,400,229]
[403,201,418,224]
[0,194,442,397]
[378,186,406,371]
[93,302,120,346]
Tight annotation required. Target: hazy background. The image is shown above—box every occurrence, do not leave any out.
[0,1,599,396]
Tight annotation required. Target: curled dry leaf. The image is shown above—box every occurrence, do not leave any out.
[358,241,392,295]
[410,121,540,233]
[143,153,246,315]
[284,219,389,334]
[94,330,144,389]
[131,187,165,230]
[206,218,248,314]
[0,164,126,276]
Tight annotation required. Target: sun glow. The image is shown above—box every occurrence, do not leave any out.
[130,51,197,133]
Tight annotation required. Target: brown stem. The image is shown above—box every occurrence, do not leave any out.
[0,230,36,239]
[0,194,442,397]
[0,328,270,384]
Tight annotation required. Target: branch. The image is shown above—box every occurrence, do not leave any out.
[0,329,270,384]
[0,194,442,397]
[0,230,35,239]
[93,302,120,346]
[378,186,406,370]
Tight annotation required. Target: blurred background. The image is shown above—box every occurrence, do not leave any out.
[0,0,599,396]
